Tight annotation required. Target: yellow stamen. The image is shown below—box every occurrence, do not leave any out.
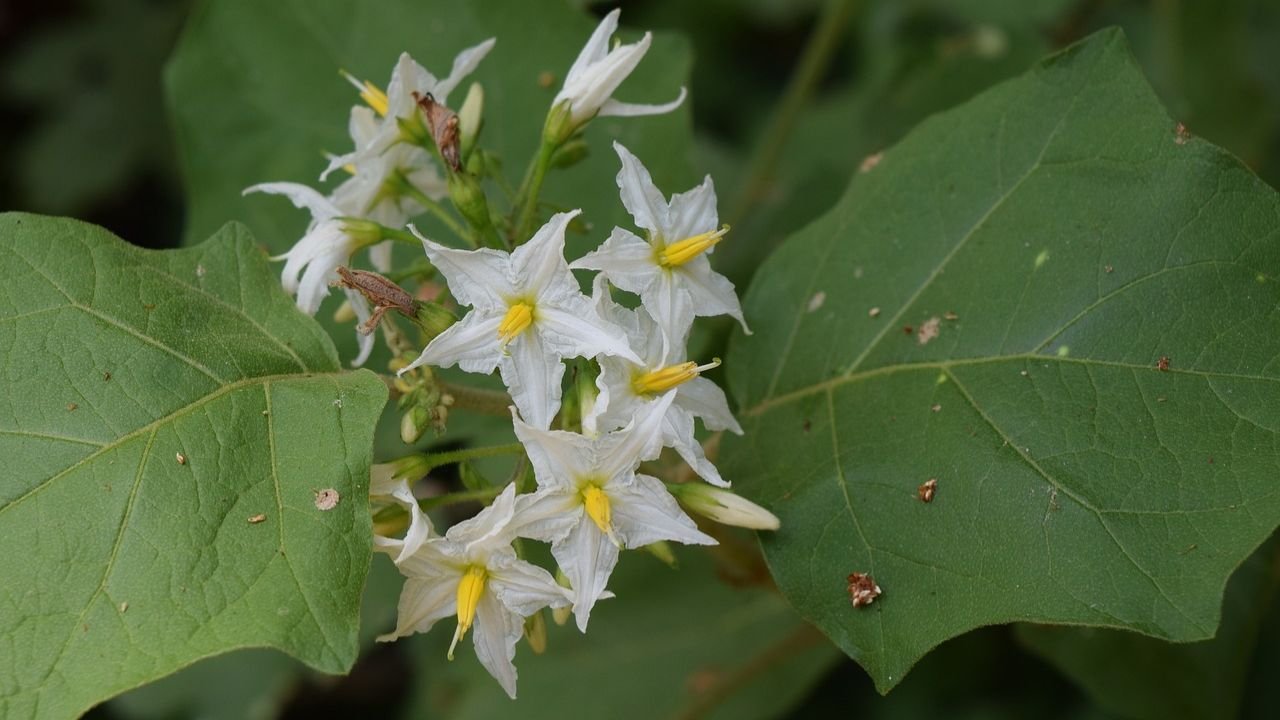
[497,302,534,344]
[342,163,357,175]
[448,565,488,661]
[582,485,615,541]
[341,70,390,117]
[658,224,730,267]
[632,358,721,395]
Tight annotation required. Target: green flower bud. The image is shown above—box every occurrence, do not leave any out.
[401,405,431,444]
[458,82,484,159]
[667,483,781,530]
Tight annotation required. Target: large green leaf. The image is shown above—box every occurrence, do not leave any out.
[1016,536,1280,720]
[165,0,694,260]
[722,29,1280,692]
[0,214,386,718]
[405,547,840,719]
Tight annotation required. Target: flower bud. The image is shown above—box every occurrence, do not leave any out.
[401,405,431,444]
[550,138,589,169]
[668,483,780,531]
[458,82,484,159]
[446,171,497,239]
[339,217,383,246]
[542,99,576,147]
[458,460,492,492]
[413,301,458,343]
[523,611,548,655]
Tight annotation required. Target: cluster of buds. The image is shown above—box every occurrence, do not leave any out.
[242,10,778,699]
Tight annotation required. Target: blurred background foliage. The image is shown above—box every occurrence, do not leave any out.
[3,0,1279,717]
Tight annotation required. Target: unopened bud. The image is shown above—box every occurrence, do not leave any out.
[542,99,576,147]
[400,405,431,444]
[458,82,484,158]
[459,460,492,492]
[643,541,678,568]
[339,217,383,246]
[668,483,780,531]
[446,171,495,237]
[386,453,431,483]
[413,301,457,342]
[523,611,548,655]
[550,139,589,169]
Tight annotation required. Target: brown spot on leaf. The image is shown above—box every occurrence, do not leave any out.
[248,514,267,524]
[918,478,938,503]
[1175,122,1192,145]
[903,325,913,335]
[847,572,881,608]
[314,488,340,511]
[67,402,78,411]
[917,316,941,346]
[1157,356,1171,371]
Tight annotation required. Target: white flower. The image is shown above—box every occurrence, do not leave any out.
[572,142,749,335]
[338,42,495,166]
[325,105,447,272]
[242,182,360,315]
[369,462,432,564]
[585,277,741,487]
[552,8,686,130]
[509,393,716,631]
[379,485,570,699]
[401,210,639,430]
[668,483,780,531]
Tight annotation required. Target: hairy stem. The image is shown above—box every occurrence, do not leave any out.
[514,140,557,241]
[417,485,506,511]
[399,181,473,245]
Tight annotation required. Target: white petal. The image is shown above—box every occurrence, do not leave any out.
[676,376,743,435]
[597,391,675,479]
[294,246,344,316]
[242,181,342,223]
[512,411,595,486]
[589,355,643,434]
[564,36,651,121]
[368,470,433,564]
[488,552,573,616]
[513,210,580,301]
[612,474,716,547]
[434,38,497,103]
[640,272,698,347]
[570,227,659,298]
[386,51,437,119]
[501,330,565,431]
[471,591,523,699]
[411,225,513,309]
[552,519,620,632]
[511,488,583,542]
[346,289,376,368]
[448,483,520,550]
[564,8,619,85]
[368,240,394,273]
[612,142,668,235]
[537,300,640,365]
[665,255,749,332]
[662,409,728,488]
[400,311,503,376]
[378,574,458,642]
[598,86,687,119]
[665,173,718,241]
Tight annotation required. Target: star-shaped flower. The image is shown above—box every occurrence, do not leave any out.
[550,9,686,134]
[509,393,716,631]
[585,277,742,487]
[241,182,359,315]
[331,42,495,170]
[401,210,639,429]
[325,105,447,273]
[379,484,571,699]
[572,142,749,336]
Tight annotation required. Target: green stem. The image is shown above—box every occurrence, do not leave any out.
[398,180,473,245]
[514,140,557,240]
[440,380,512,416]
[381,226,425,247]
[728,0,858,225]
[421,442,525,472]
[417,486,506,511]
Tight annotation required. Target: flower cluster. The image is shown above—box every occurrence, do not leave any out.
[244,10,779,699]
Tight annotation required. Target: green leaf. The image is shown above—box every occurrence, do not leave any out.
[1016,536,1280,720]
[405,547,840,719]
[0,214,387,718]
[164,0,694,261]
[722,28,1280,692]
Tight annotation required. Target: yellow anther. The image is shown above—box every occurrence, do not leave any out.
[632,358,721,395]
[448,565,488,661]
[658,224,730,267]
[342,163,357,175]
[497,302,534,344]
[582,485,614,539]
[341,70,390,117]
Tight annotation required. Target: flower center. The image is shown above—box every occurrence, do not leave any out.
[658,225,730,267]
[497,302,534,344]
[342,70,390,117]
[580,484,621,547]
[632,358,721,395]
[448,565,488,661]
